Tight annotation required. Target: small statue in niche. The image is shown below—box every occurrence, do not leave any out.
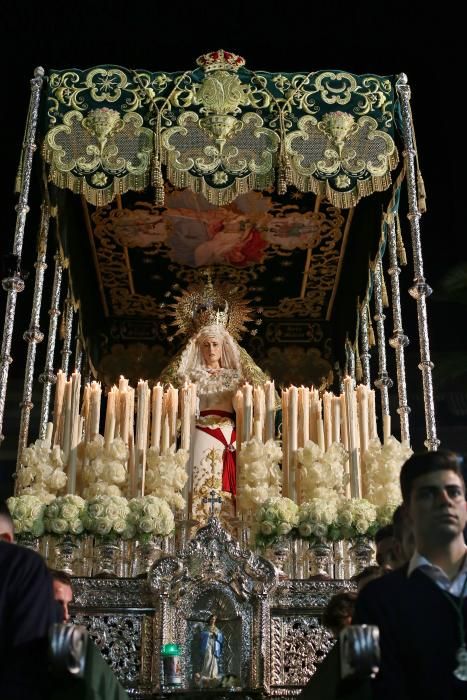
[194,613,224,687]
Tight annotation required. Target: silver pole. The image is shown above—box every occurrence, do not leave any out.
[17,203,50,467]
[38,253,63,438]
[396,74,439,450]
[373,257,393,416]
[61,291,74,376]
[359,303,371,386]
[387,217,411,443]
[0,67,44,444]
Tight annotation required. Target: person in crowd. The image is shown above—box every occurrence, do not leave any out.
[323,591,358,637]
[355,449,467,699]
[391,503,415,567]
[0,499,14,541]
[50,569,74,623]
[374,525,397,568]
[352,565,386,592]
[0,501,58,699]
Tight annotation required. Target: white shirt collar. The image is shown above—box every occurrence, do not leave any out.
[408,548,467,596]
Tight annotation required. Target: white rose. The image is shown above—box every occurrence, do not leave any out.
[299,523,312,537]
[260,522,274,536]
[94,518,112,536]
[51,518,68,534]
[277,522,292,535]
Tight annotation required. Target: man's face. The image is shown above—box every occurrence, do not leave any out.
[408,470,467,547]
[53,580,73,622]
[200,337,222,368]
[376,535,399,568]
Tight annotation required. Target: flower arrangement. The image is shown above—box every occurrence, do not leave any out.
[83,495,133,541]
[237,438,282,512]
[7,495,46,537]
[255,496,299,548]
[145,448,188,511]
[128,495,175,542]
[81,436,129,498]
[335,498,379,540]
[16,439,67,503]
[362,436,412,509]
[297,440,348,502]
[297,498,340,542]
[44,495,86,537]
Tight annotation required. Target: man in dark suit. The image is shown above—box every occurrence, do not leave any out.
[0,501,58,700]
[355,450,467,700]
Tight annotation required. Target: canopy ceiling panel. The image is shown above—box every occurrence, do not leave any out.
[37,51,403,386]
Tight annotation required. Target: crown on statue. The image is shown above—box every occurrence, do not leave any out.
[163,270,254,341]
[196,49,246,73]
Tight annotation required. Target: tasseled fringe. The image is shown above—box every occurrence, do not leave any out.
[396,214,407,266]
[277,151,292,196]
[152,155,165,207]
[367,305,376,347]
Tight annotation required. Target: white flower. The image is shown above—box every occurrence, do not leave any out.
[298,440,348,502]
[362,436,411,510]
[237,438,283,512]
[144,449,188,511]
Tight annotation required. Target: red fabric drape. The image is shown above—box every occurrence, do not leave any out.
[196,424,236,495]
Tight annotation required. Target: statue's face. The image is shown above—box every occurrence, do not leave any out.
[200,336,222,368]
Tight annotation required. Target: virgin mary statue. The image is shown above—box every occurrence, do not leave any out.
[159,277,271,521]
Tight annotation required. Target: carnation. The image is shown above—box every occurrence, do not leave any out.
[298,440,348,502]
[362,436,412,509]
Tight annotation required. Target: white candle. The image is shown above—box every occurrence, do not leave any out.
[161,391,170,453]
[344,376,361,498]
[44,421,53,449]
[368,389,377,440]
[281,388,289,497]
[242,383,253,442]
[383,414,391,444]
[309,392,318,444]
[234,389,244,451]
[62,380,72,458]
[150,382,163,451]
[288,385,298,502]
[299,386,310,446]
[265,380,276,442]
[52,370,66,446]
[90,381,101,440]
[323,391,333,450]
[168,385,178,450]
[104,386,117,447]
[357,384,369,456]
[120,390,129,445]
[180,382,191,451]
[331,396,341,444]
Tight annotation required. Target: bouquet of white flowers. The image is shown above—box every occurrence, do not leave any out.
[7,494,46,537]
[255,496,299,548]
[128,495,175,542]
[297,498,340,541]
[44,495,86,537]
[81,436,129,499]
[362,436,412,509]
[145,448,188,512]
[298,440,348,502]
[83,495,134,541]
[237,438,282,512]
[16,439,67,503]
[335,497,378,540]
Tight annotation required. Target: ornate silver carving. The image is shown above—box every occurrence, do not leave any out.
[0,67,44,444]
[373,256,393,417]
[73,613,145,687]
[61,290,74,375]
[387,217,411,442]
[16,203,50,472]
[359,303,371,386]
[39,252,63,438]
[71,577,153,609]
[270,615,334,689]
[396,73,439,450]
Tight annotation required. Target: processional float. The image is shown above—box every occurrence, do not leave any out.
[0,51,437,696]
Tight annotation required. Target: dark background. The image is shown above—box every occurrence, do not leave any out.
[0,2,465,499]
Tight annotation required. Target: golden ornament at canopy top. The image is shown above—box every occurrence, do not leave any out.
[165,273,255,340]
